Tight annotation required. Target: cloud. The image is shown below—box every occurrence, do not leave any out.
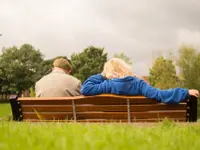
[177,28,200,46]
[0,0,200,75]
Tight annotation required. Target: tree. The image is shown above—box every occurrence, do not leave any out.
[71,46,107,83]
[149,56,179,89]
[177,46,200,89]
[0,44,44,93]
[114,53,132,65]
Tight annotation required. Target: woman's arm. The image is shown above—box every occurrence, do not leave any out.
[81,74,110,96]
[138,80,189,104]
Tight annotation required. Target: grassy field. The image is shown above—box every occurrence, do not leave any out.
[0,121,200,150]
[0,103,11,118]
[0,103,200,150]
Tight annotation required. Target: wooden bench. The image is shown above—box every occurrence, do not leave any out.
[9,94,198,122]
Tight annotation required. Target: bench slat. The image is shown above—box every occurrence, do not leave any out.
[23,111,186,120]
[24,118,186,122]
[21,103,187,112]
[18,95,149,100]
[19,98,165,105]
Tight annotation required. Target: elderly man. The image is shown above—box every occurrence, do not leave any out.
[35,58,81,97]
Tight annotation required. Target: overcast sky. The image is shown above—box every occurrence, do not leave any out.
[1,0,200,75]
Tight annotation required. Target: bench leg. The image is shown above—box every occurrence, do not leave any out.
[187,96,198,122]
[9,95,23,121]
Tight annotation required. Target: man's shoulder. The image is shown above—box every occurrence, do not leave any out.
[36,73,81,85]
[64,74,81,83]
[35,74,50,84]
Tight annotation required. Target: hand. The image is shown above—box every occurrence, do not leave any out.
[189,89,199,98]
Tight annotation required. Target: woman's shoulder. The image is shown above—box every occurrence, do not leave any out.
[111,76,139,82]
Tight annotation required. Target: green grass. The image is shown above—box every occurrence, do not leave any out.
[0,103,200,150]
[0,121,200,150]
[0,103,11,117]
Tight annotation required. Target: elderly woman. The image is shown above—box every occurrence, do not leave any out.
[81,58,199,104]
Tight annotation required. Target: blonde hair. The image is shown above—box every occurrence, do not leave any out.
[102,58,134,79]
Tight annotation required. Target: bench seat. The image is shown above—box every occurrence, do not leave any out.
[9,94,198,122]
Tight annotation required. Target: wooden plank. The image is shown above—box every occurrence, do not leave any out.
[23,112,74,120]
[76,118,186,122]
[19,98,160,105]
[131,104,186,112]
[23,111,186,120]
[18,95,188,103]
[22,105,72,112]
[21,103,187,112]
[18,94,148,100]
[24,118,186,122]
[18,94,162,105]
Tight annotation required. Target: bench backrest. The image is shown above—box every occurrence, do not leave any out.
[9,94,198,122]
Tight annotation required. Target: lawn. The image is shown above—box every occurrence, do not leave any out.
[0,103,11,118]
[0,121,200,150]
[0,103,200,150]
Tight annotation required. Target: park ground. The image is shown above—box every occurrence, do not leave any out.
[0,103,200,150]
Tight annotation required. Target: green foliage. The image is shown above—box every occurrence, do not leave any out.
[29,87,35,97]
[0,44,44,93]
[149,56,179,89]
[114,52,132,65]
[177,46,200,89]
[71,46,107,82]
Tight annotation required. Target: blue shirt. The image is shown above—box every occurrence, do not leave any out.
[81,74,189,104]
